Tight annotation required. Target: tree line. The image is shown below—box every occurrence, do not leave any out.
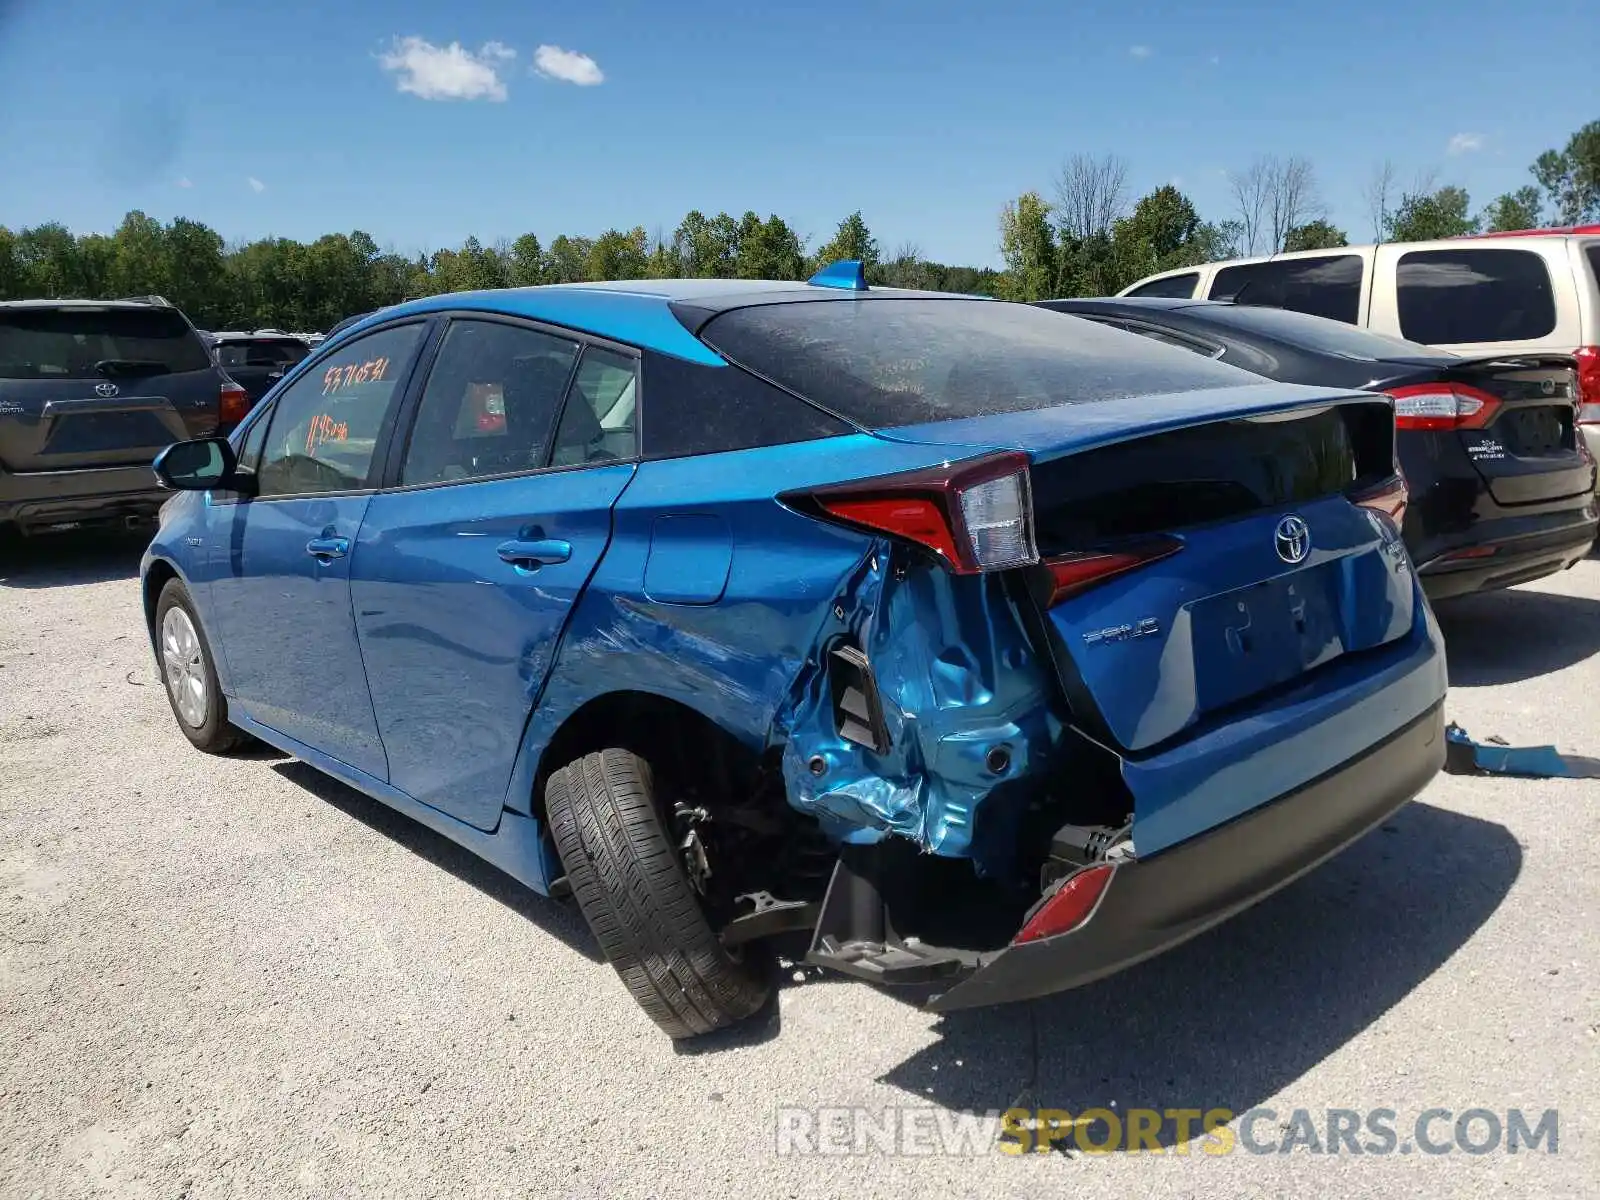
[1,120,1593,330]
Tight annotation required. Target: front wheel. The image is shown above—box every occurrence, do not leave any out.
[154,578,248,754]
[546,749,771,1038]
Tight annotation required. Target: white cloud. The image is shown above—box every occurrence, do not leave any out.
[247,176,266,193]
[379,36,515,102]
[1129,45,1153,59]
[176,176,193,188]
[533,44,605,86]
[1447,132,1484,155]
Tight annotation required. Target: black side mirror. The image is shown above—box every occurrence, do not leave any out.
[152,437,239,492]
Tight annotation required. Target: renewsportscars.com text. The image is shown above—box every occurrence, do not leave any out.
[773,1105,1560,1157]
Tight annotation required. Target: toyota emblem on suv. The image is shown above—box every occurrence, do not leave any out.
[94,381,119,398]
[1275,515,1311,564]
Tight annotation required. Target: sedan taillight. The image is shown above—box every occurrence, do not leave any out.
[1385,383,1501,431]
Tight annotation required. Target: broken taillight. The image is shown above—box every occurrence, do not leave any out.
[788,450,1039,574]
[1013,864,1114,943]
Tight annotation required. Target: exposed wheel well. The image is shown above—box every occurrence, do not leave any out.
[532,691,767,826]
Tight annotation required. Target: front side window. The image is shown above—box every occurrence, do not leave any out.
[1396,249,1557,344]
[256,323,423,497]
[400,320,579,486]
[1209,255,1364,324]
[1127,272,1199,299]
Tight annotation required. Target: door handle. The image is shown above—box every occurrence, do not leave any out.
[306,536,350,560]
[496,538,572,569]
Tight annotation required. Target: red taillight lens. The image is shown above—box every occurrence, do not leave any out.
[791,451,1038,574]
[1041,537,1182,606]
[1014,864,1115,944]
[1386,383,1501,431]
[1575,346,1600,424]
[219,382,251,426]
[1351,473,1409,527]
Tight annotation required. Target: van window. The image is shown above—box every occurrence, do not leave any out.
[1395,248,1556,344]
[1209,255,1364,324]
[1126,272,1199,299]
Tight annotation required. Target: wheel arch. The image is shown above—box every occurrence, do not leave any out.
[529,689,773,827]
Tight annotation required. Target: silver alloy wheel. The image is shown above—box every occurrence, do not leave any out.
[160,606,209,728]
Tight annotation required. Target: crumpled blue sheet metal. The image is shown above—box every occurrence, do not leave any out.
[1443,722,1600,779]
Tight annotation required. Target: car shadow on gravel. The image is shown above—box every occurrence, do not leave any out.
[0,528,150,589]
[1434,584,1600,685]
[269,760,605,963]
[877,800,1520,1150]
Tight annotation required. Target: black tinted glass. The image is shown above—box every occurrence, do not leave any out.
[640,350,852,458]
[1396,249,1556,344]
[1209,255,1364,324]
[699,299,1254,430]
[1127,273,1199,299]
[1190,304,1442,360]
[0,307,211,379]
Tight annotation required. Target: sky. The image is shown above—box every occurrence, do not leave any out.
[0,0,1594,268]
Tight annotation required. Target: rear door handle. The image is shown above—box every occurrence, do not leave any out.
[496,538,572,569]
[306,536,349,560]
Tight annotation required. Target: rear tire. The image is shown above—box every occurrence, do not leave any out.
[546,749,771,1038]
[154,578,249,755]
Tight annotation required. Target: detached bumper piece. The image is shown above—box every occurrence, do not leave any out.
[926,701,1445,1011]
[1443,722,1600,780]
[806,702,1446,1011]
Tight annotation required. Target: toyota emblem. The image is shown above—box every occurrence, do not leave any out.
[94,381,119,398]
[1274,515,1311,565]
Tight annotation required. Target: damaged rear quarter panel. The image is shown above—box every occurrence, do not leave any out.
[516,434,1066,873]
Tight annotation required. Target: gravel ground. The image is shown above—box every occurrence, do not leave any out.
[1,534,1595,1199]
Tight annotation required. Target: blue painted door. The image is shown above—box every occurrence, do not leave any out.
[205,320,431,778]
[350,323,640,830]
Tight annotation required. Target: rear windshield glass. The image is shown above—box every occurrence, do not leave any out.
[213,339,309,369]
[1395,249,1556,344]
[0,307,211,380]
[698,299,1256,429]
[1185,304,1446,361]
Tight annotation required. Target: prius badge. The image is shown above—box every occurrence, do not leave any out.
[1274,515,1311,565]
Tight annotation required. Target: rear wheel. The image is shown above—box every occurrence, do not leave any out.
[546,748,771,1038]
[155,578,248,754]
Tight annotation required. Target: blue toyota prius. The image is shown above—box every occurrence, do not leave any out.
[141,263,1448,1038]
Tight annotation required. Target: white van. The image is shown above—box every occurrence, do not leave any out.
[1120,226,1600,462]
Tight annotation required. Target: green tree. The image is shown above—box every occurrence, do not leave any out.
[1480,186,1544,233]
[1282,219,1348,252]
[1388,186,1478,242]
[543,235,593,284]
[733,213,805,280]
[507,234,545,287]
[1531,120,1600,224]
[813,211,880,273]
[586,228,649,281]
[997,192,1056,301]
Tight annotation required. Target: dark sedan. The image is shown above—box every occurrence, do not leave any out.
[1037,297,1598,601]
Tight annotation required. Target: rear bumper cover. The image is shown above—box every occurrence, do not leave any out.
[925,699,1445,1012]
[1414,506,1597,600]
[0,464,165,530]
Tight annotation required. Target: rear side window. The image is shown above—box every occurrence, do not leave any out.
[1209,255,1364,324]
[0,306,211,379]
[1582,243,1600,294]
[1127,272,1199,299]
[1396,249,1556,344]
[551,347,639,467]
[638,349,853,458]
[698,299,1255,430]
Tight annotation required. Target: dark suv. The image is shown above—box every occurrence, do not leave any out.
[208,333,310,406]
[0,298,248,536]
